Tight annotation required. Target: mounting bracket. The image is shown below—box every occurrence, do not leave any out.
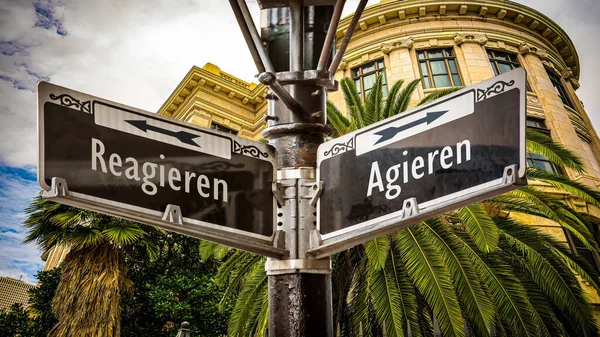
[162,205,183,225]
[42,177,69,198]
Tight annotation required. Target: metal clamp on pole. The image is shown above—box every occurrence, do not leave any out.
[258,72,304,115]
[265,257,331,275]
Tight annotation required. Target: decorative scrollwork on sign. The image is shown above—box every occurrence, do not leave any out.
[49,94,92,113]
[324,137,354,157]
[196,161,245,171]
[476,80,515,102]
[233,140,268,159]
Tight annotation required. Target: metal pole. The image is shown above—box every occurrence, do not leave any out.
[265,1,332,336]
[236,0,276,73]
[229,0,265,73]
[230,1,367,336]
[289,0,304,72]
[328,0,368,74]
[317,0,345,71]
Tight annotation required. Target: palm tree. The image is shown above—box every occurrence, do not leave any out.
[23,197,158,337]
[203,75,600,337]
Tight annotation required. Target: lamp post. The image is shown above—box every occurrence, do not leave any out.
[228,1,368,335]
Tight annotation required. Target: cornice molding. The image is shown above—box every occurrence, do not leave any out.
[157,65,266,117]
[380,37,414,54]
[337,0,580,79]
[454,33,488,46]
[518,41,549,60]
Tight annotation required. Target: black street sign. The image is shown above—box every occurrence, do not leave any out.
[312,69,527,257]
[38,82,287,258]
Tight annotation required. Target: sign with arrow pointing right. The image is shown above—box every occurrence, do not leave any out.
[311,69,528,258]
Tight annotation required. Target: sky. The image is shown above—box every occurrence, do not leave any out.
[0,0,598,284]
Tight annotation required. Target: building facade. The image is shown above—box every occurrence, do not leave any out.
[157,0,600,324]
[0,276,35,310]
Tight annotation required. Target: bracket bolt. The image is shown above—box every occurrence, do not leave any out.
[264,93,279,100]
[258,72,277,85]
[264,114,279,122]
[311,111,323,119]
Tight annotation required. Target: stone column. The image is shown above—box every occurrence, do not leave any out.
[384,37,419,106]
[453,33,494,85]
[519,42,600,188]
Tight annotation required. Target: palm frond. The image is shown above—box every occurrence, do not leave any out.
[364,74,385,125]
[392,78,422,116]
[389,246,422,337]
[418,87,463,106]
[527,167,600,208]
[347,255,374,337]
[550,246,600,293]
[511,269,562,337]
[199,240,220,261]
[218,254,263,312]
[364,236,390,270]
[101,221,144,246]
[327,100,351,136]
[227,265,268,337]
[526,129,585,173]
[368,258,405,337]
[396,226,465,337]
[454,233,540,337]
[383,80,405,120]
[496,218,597,333]
[506,187,598,250]
[341,78,365,129]
[421,219,494,337]
[457,204,499,253]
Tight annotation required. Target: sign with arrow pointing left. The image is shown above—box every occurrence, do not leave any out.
[311,69,528,258]
[37,82,286,258]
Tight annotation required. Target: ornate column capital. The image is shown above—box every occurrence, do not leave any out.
[453,33,488,46]
[561,67,574,80]
[380,37,414,54]
[518,42,549,60]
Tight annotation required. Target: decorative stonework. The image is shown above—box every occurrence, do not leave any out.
[453,33,488,46]
[570,77,581,90]
[541,60,559,74]
[561,67,574,80]
[380,37,414,54]
[339,58,348,70]
[560,68,580,89]
[518,42,549,60]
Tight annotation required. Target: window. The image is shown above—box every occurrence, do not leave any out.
[526,152,562,174]
[417,48,462,89]
[210,123,238,135]
[526,117,561,174]
[526,117,550,135]
[351,59,388,99]
[547,70,574,108]
[487,50,532,91]
[563,229,600,274]
[487,50,521,76]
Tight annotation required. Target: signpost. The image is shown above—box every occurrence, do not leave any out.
[37,82,287,258]
[312,69,527,258]
[37,1,529,335]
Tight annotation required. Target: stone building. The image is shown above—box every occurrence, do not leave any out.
[157,0,600,323]
[0,276,35,310]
